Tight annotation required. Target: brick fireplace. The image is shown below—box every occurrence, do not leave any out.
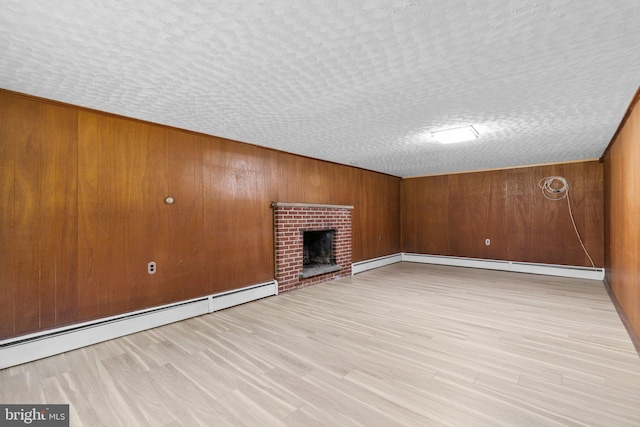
[272,202,353,293]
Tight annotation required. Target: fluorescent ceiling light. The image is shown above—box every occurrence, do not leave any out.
[431,125,479,144]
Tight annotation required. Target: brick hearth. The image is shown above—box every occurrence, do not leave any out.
[272,202,353,293]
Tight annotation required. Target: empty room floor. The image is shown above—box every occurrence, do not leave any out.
[2,262,640,426]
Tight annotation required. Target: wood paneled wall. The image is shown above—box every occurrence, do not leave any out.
[401,161,604,267]
[0,90,400,339]
[354,171,401,261]
[0,96,79,337]
[603,90,640,338]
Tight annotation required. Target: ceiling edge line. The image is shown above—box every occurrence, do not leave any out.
[402,158,602,180]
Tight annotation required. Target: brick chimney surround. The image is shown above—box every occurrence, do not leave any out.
[272,202,353,293]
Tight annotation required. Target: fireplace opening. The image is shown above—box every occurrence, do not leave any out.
[303,230,335,267]
[300,229,342,279]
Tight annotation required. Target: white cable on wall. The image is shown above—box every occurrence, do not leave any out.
[538,176,596,269]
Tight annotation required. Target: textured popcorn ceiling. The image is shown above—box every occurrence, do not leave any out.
[1,1,639,177]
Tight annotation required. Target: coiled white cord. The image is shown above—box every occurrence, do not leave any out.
[538,176,595,268]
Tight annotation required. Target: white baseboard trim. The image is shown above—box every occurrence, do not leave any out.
[352,253,402,274]
[0,280,278,369]
[208,280,278,312]
[401,253,604,281]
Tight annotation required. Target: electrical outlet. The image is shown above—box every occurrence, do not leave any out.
[485,239,490,246]
[148,261,156,275]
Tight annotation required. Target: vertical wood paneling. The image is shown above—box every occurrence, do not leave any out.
[39,103,78,328]
[582,162,605,267]
[0,94,17,337]
[85,117,208,314]
[204,139,278,292]
[355,170,400,261]
[78,111,107,320]
[78,112,209,322]
[37,106,60,330]
[401,161,603,267]
[277,154,326,204]
[400,175,450,255]
[12,98,41,335]
[448,170,508,259]
[504,167,538,262]
[146,128,206,304]
[1,95,78,336]
[603,152,612,280]
[507,162,603,266]
[276,153,359,206]
[604,95,640,337]
[512,166,558,263]
[99,116,150,314]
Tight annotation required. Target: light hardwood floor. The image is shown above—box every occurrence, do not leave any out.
[2,262,640,426]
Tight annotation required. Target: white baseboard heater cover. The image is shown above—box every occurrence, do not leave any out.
[0,280,278,369]
[401,253,604,281]
[351,253,403,275]
[351,253,603,281]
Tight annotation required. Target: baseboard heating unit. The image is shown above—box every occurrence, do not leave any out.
[351,253,604,281]
[0,280,278,369]
[351,253,403,275]
[401,253,604,281]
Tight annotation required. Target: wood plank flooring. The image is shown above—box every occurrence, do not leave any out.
[2,262,640,426]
